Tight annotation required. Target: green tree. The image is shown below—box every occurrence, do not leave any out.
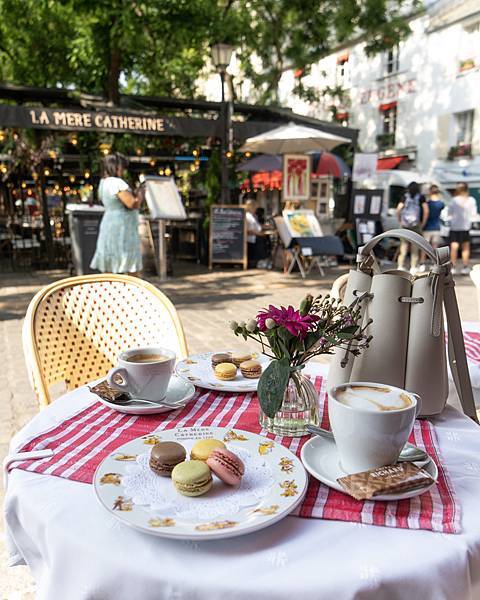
[0,0,420,106]
[236,0,421,104]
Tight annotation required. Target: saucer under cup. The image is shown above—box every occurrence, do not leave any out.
[301,434,437,501]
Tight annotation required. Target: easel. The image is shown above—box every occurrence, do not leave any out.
[146,219,169,281]
[274,215,344,279]
[143,176,186,281]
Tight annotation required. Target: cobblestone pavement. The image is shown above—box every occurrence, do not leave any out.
[1,263,478,598]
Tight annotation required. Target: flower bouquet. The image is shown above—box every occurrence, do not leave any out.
[230,294,371,436]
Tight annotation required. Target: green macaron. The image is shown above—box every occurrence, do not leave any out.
[172,460,213,497]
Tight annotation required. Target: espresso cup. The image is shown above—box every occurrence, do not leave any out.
[107,347,175,401]
[328,382,421,474]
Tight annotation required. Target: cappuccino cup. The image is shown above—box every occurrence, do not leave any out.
[328,382,421,474]
[107,347,175,402]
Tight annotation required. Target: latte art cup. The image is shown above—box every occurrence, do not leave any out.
[107,347,175,402]
[328,382,421,474]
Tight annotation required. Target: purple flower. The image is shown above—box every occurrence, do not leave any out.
[257,305,319,339]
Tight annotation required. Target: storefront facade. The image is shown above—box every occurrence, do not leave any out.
[275,0,480,199]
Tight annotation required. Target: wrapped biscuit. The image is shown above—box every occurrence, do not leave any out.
[337,462,435,501]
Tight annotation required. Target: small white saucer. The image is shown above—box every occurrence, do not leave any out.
[300,435,438,501]
[94,377,196,415]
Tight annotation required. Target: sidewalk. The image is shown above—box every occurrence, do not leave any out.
[1,263,478,598]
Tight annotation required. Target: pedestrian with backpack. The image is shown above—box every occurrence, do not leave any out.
[396,181,429,273]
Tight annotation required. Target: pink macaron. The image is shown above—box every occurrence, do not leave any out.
[206,448,245,486]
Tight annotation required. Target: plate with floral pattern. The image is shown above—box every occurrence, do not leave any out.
[174,351,270,393]
[93,426,307,540]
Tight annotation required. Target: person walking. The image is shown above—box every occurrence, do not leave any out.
[245,198,264,268]
[90,153,144,275]
[396,181,429,273]
[448,183,478,275]
[419,184,445,269]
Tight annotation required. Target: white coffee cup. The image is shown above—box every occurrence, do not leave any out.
[328,381,421,474]
[107,347,175,401]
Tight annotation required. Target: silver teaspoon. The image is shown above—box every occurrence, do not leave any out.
[305,424,429,464]
[110,396,183,408]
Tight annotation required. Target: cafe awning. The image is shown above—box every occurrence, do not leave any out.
[377,156,406,170]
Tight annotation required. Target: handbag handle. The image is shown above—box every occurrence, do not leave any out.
[357,228,449,267]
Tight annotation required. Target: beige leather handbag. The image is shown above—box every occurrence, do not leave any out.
[327,229,477,419]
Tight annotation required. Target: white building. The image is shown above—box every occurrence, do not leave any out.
[276,0,480,200]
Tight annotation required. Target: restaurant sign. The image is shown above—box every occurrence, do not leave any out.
[360,78,417,105]
[0,105,186,135]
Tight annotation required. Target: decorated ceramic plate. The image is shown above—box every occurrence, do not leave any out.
[175,351,271,392]
[93,426,307,540]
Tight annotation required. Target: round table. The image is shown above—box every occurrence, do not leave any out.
[5,363,480,600]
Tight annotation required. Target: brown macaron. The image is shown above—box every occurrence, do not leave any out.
[149,442,186,477]
[211,352,233,368]
[239,359,262,379]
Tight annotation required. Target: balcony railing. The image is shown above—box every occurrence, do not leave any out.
[447,143,472,160]
[376,132,395,151]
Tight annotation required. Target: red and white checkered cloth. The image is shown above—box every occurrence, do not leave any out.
[463,331,480,365]
[10,377,460,533]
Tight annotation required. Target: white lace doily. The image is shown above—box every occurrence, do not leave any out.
[122,444,274,521]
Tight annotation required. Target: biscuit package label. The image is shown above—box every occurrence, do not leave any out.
[337,462,435,500]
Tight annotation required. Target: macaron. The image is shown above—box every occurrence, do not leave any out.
[207,448,245,486]
[171,460,213,497]
[239,359,262,379]
[231,352,252,367]
[149,441,186,477]
[211,352,233,368]
[190,438,226,461]
[214,362,237,381]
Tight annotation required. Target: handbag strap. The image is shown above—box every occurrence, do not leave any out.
[444,280,478,422]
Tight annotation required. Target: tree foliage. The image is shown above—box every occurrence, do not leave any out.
[0,0,420,106]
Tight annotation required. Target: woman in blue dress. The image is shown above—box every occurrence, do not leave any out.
[90,153,143,274]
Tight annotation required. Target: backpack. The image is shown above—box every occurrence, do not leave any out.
[400,193,421,228]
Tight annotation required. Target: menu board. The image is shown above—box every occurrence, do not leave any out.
[209,205,247,269]
[352,189,384,247]
[144,176,186,220]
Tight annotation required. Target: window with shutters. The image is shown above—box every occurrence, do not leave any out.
[455,110,474,145]
[384,46,400,76]
[377,105,397,150]
[336,54,350,87]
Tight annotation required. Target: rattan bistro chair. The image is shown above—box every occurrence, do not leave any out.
[22,274,188,407]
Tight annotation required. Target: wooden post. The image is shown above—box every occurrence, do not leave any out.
[158,219,168,281]
[37,171,54,267]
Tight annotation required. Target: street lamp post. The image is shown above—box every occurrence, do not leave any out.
[211,43,233,204]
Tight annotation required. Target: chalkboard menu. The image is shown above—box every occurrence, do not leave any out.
[209,205,247,269]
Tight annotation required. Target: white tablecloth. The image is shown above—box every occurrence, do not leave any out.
[5,363,480,600]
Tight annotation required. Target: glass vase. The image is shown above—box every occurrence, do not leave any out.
[258,366,319,437]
